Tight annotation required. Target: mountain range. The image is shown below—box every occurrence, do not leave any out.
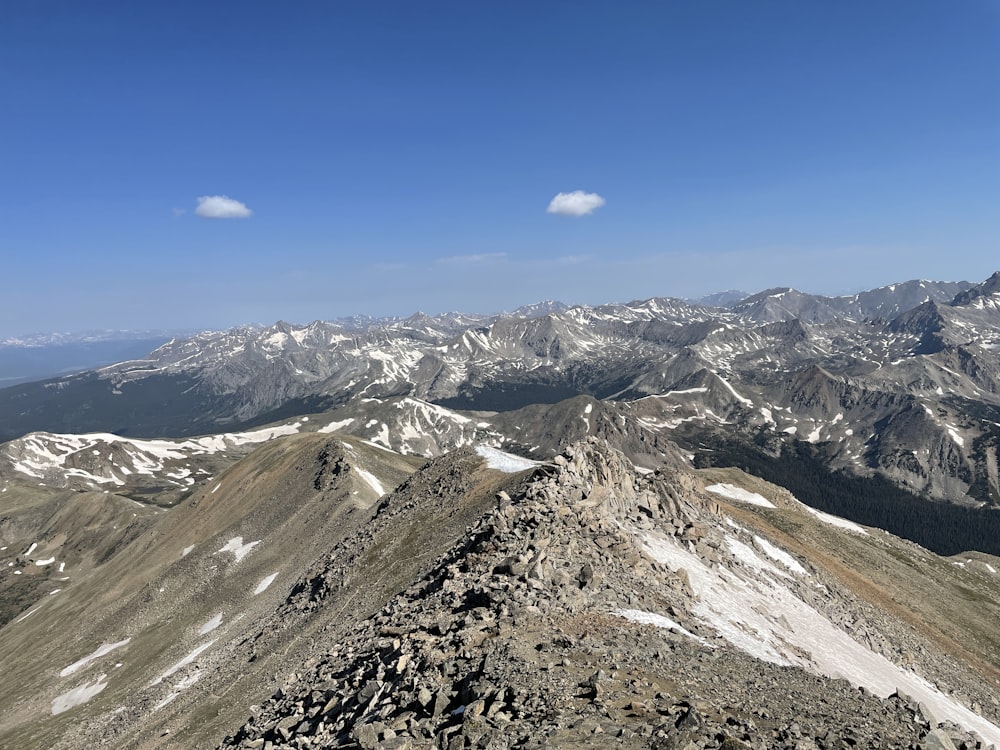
[2,273,1000,748]
[1,276,995,508]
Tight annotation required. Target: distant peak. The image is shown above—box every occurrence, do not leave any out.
[692,289,750,308]
[950,271,1000,307]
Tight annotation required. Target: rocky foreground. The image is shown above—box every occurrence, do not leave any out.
[218,440,1000,750]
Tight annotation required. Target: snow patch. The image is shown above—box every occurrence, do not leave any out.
[713,373,753,405]
[612,608,707,643]
[753,535,808,576]
[947,425,965,447]
[801,505,869,535]
[16,606,42,623]
[198,613,223,635]
[319,418,355,434]
[475,446,537,473]
[52,674,109,714]
[724,536,789,580]
[150,640,216,686]
[361,439,400,454]
[216,537,260,563]
[254,572,279,594]
[60,639,131,677]
[705,483,775,508]
[354,467,386,496]
[663,387,709,397]
[154,669,202,710]
[373,423,391,448]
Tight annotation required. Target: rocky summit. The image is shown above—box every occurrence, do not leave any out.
[3,274,1000,749]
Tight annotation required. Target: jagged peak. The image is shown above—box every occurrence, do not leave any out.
[951,271,1000,307]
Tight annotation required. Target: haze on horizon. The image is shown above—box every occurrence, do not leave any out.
[2,2,998,339]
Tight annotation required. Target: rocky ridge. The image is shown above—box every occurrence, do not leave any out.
[218,440,1000,750]
[3,427,1000,749]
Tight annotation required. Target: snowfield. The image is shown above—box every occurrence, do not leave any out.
[638,529,1000,746]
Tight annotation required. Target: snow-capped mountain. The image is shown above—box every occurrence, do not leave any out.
[1,274,995,507]
[728,279,970,324]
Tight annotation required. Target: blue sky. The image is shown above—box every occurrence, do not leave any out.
[2,1,999,336]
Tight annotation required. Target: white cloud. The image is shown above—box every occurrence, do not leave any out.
[546,190,606,217]
[195,195,252,219]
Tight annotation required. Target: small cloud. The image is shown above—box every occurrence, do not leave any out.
[195,195,252,219]
[436,252,508,265]
[172,207,186,217]
[547,190,605,217]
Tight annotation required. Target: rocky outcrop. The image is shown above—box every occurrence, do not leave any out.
[218,440,1000,750]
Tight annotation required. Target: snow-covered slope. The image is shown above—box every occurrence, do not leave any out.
[0,423,305,496]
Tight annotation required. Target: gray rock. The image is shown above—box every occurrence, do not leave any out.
[922,728,958,750]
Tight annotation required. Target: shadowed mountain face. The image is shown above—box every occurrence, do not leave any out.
[4,274,1000,747]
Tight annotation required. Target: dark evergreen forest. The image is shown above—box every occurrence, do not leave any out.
[694,437,1000,558]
